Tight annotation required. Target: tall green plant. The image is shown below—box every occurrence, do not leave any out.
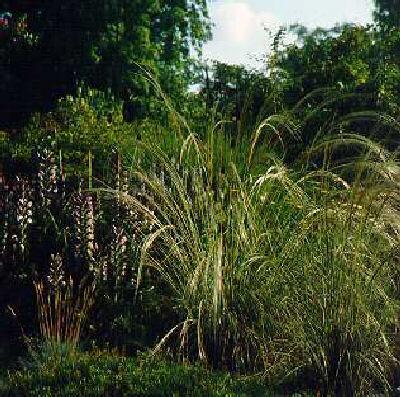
[122,119,400,393]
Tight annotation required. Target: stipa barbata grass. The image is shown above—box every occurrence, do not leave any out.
[121,120,400,393]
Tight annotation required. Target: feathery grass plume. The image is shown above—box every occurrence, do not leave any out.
[120,126,301,371]
[119,117,400,394]
[274,133,400,394]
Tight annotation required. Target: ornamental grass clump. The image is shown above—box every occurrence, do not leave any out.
[282,134,400,395]
[123,133,278,371]
[123,118,400,394]
[123,129,311,372]
[34,253,96,347]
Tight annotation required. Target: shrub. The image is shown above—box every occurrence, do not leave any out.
[1,346,271,396]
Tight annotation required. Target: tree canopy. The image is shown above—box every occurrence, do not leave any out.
[0,0,211,127]
[374,0,400,29]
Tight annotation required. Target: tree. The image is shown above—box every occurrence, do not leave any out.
[0,0,211,127]
[198,62,271,135]
[374,0,400,29]
[262,24,400,156]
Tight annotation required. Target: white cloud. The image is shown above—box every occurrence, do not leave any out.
[203,2,280,68]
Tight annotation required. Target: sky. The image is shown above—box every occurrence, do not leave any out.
[202,0,374,68]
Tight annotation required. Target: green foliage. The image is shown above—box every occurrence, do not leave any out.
[121,113,400,393]
[274,24,400,114]
[9,85,185,175]
[3,81,400,393]
[1,346,271,396]
[0,0,211,127]
[0,85,194,357]
[260,24,400,158]
[3,3,400,395]
[374,0,400,29]
[275,26,372,102]
[196,62,276,138]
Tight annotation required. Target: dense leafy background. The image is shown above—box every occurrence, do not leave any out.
[1,1,400,395]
